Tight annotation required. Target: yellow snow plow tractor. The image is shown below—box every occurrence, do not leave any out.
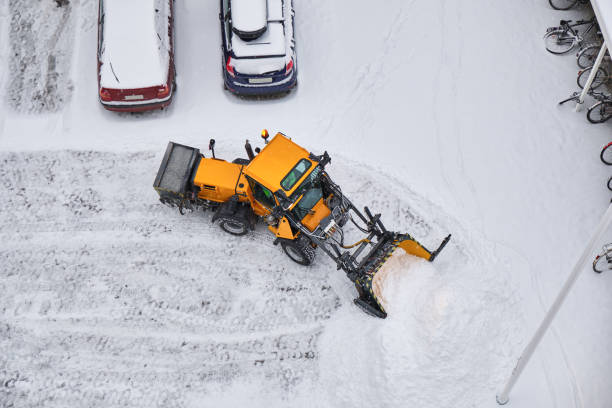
[153,131,450,318]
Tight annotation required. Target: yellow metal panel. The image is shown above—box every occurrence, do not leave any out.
[268,217,295,239]
[300,198,331,232]
[397,238,433,261]
[244,133,315,195]
[194,158,242,203]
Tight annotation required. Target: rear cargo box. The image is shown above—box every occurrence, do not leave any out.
[153,142,201,199]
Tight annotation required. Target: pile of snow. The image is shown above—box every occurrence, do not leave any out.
[318,248,523,407]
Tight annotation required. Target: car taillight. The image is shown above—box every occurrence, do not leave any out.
[285,59,294,74]
[226,57,235,77]
[157,84,170,98]
[99,88,112,101]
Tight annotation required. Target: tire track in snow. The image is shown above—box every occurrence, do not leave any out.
[432,0,485,232]
[6,0,75,113]
[0,150,337,407]
[343,3,413,125]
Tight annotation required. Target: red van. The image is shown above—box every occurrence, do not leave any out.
[97,0,175,112]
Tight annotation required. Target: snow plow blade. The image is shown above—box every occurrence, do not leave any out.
[354,233,451,319]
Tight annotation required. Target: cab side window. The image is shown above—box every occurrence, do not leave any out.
[251,180,276,209]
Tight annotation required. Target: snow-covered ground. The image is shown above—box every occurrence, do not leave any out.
[1,1,611,407]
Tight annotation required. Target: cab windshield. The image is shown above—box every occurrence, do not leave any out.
[291,187,323,220]
[288,166,325,220]
[289,166,321,202]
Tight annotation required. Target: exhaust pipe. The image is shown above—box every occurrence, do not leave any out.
[245,139,255,160]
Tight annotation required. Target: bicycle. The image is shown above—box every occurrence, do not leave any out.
[593,244,612,273]
[577,65,610,90]
[544,17,599,55]
[557,89,600,105]
[576,32,608,68]
[587,92,612,123]
[549,0,589,11]
[600,142,612,165]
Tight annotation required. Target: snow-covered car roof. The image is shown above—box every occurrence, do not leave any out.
[99,0,170,89]
[231,0,267,37]
[227,0,292,74]
[230,0,289,58]
[231,22,286,58]
[266,0,283,21]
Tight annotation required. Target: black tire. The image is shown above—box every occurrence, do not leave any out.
[549,0,578,10]
[593,254,609,273]
[577,66,608,90]
[577,44,600,68]
[178,199,193,215]
[608,176,612,191]
[588,102,612,124]
[544,29,576,54]
[280,238,316,266]
[601,142,612,164]
[218,217,249,236]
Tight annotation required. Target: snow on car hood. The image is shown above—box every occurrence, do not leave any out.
[100,0,169,89]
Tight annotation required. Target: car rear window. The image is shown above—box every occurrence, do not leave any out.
[281,159,311,191]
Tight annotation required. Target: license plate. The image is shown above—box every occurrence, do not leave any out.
[249,77,273,84]
[125,94,144,101]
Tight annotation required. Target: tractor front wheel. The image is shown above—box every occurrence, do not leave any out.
[281,238,316,266]
[219,217,249,236]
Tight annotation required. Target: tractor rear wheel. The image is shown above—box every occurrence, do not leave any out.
[219,217,249,236]
[281,238,316,266]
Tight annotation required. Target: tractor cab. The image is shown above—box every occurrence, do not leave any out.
[243,132,332,233]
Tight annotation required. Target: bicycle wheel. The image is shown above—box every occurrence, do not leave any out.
[588,102,612,124]
[577,66,608,89]
[592,253,612,273]
[600,142,612,164]
[549,0,579,10]
[545,29,577,54]
[608,176,612,191]
[577,44,600,68]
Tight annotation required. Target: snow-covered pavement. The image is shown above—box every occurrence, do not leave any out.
[1,1,611,407]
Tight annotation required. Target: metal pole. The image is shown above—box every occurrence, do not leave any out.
[496,203,612,405]
[575,42,607,112]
